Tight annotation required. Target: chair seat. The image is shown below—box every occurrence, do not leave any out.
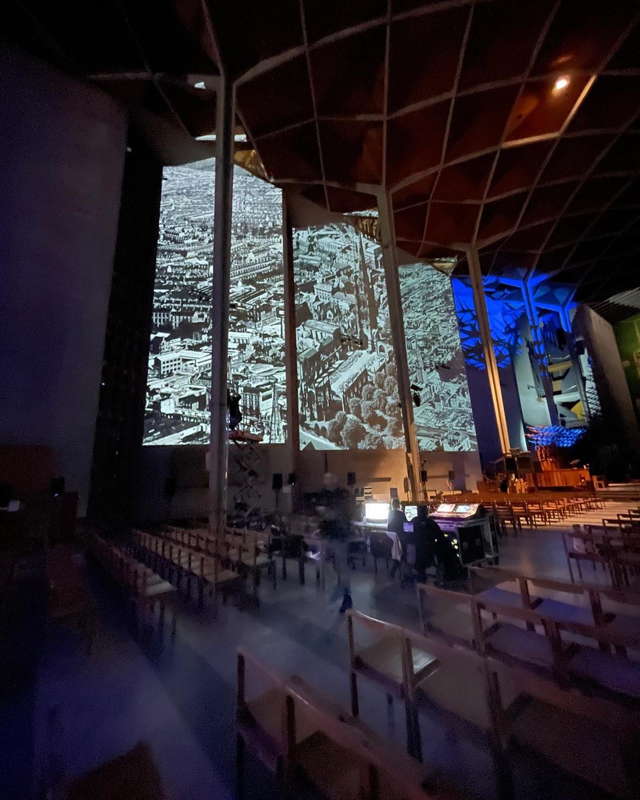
[242,688,318,747]
[604,612,640,642]
[142,581,175,598]
[478,586,535,609]
[294,730,427,800]
[568,647,640,698]
[293,731,362,799]
[356,636,439,688]
[508,698,628,797]
[486,624,556,669]
[535,598,594,627]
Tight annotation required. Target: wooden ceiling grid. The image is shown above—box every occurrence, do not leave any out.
[7,0,640,300]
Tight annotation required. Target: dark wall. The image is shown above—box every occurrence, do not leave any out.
[88,141,163,521]
[0,45,126,512]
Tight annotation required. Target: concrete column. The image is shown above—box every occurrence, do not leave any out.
[521,281,559,426]
[377,192,423,501]
[467,247,510,454]
[208,77,235,536]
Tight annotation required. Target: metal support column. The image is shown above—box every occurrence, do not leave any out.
[378,192,423,501]
[208,76,235,537]
[467,247,510,455]
[281,194,300,511]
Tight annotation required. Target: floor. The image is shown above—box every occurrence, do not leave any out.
[3,499,638,800]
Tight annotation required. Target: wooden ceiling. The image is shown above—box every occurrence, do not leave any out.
[7,0,640,301]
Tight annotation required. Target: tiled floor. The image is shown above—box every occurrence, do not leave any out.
[4,499,638,800]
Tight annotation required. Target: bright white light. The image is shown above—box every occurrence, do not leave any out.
[365,502,389,522]
[194,81,207,90]
[553,76,570,92]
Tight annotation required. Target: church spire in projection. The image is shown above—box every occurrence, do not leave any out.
[358,234,377,348]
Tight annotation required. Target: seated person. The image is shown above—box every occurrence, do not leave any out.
[387,499,407,577]
[411,505,442,582]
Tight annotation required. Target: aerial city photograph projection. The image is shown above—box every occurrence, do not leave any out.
[293,223,404,450]
[399,263,477,451]
[144,160,286,445]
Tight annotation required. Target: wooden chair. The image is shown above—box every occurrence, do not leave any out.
[47,544,96,654]
[396,624,512,793]
[416,582,476,647]
[485,651,640,797]
[346,610,439,758]
[236,649,446,800]
[284,674,450,800]
[471,596,563,678]
[470,565,597,631]
[235,648,319,798]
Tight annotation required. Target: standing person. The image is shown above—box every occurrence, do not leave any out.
[387,498,407,577]
[411,505,441,583]
[317,473,353,612]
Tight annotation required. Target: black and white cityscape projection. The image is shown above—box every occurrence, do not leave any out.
[399,262,477,451]
[293,223,404,450]
[144,160,286,445]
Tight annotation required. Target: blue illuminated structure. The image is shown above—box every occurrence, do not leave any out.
[526,425,586,448]
[452,269,598,436]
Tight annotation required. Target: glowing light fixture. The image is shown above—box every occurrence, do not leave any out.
[553,76,570,92]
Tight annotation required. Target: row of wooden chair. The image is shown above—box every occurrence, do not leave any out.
[86,530,177,637]
[131,529,243,610]
[417,574,640,705]
[347,605,640,798]
[563,526,640,588]
[236,647,449,800]
[490,493,605,536]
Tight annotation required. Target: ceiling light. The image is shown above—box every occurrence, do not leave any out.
[553,76,570,92]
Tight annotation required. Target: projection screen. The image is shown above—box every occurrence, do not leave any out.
[144,160,285,445]
[293,223,405,450]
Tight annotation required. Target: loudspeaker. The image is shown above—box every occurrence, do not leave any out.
[347,471,356,486]
[390,487,398,499]
[504,456,516,473]
[403,477,409,493]
[50,476,65,496]
[272,473,283,491]
[420,469,428,483]
[448,470,455,483]
[287,472,296,486]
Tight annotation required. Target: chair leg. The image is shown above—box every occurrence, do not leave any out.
[350,671,360,717]
[235,734,245,800]
[405,701,422,762]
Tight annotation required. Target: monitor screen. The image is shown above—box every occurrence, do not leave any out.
[404,505,418,521]
[454,504,473,514]
[365,502,389,522]
[436,503,456,513]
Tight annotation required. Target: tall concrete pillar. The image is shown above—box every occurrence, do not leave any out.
[467,247,510,455]
[208,77,235,536]
[378,192,423,500]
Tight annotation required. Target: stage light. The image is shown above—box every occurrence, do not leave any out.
[553,76,570,93]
